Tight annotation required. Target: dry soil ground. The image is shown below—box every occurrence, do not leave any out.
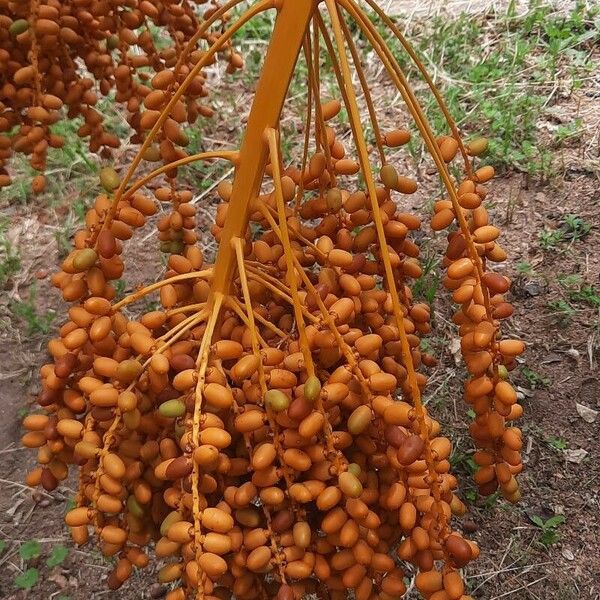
[0,2,599,600]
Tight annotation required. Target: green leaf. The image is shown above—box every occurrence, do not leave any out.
[545,515,566,529]
[46,545,69,568]
[19,540,41,561]
[14,568,39,589]
[64,497,77,513]
[465,489,477,502]
[531,515,544,528]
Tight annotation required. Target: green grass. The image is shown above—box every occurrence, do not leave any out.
[559,274,600,307]
[516,261,536,276]
[114,278,128,300]
[0,217,21,286]
[547,298,577,323]
[411,249,441,305]
[555,118,584,147]
[450,449,478,502]
[547,435,568,451]
[538,214,592,250]
[546,274,600,324]
[0,95,121,205]
[382,0,599,176]
[10,285,56,335]
[10,539,69,591]
[568,283,600,308]
[521,366,551,388]
[54,196,91,258]
[531,513,566,547]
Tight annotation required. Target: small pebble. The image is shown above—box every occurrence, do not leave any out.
[462,520,479,534]
[149,583,167,598]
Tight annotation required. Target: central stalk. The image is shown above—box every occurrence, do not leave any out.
[209,0,317,299]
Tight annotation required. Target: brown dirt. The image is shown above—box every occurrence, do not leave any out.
[1,9,599,600]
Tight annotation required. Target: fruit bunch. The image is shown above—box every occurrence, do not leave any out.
[22,1,525,599]
[0,0,244,192]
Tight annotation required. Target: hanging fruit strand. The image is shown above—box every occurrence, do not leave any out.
[324,0,443,501]
[322,14,387,164]
[191,292,224,600]
[360,0,474,175]
[92,0,274,243]
[341,0,523,502]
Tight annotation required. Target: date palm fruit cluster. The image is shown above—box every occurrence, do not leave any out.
[0,0,242,193]
[22,1,525,599]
